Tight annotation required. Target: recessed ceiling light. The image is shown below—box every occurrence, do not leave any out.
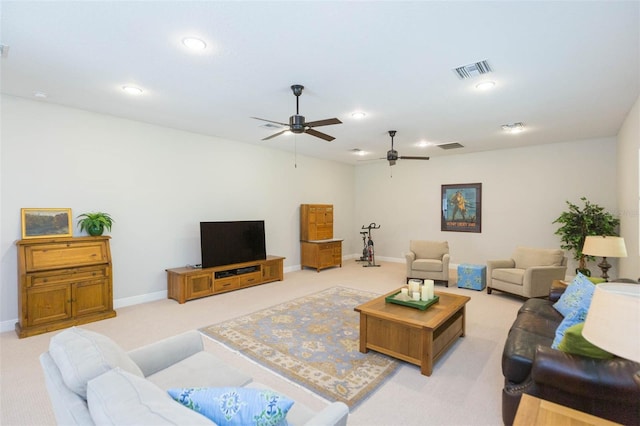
[350,148,367,156]
[351,111,366,119]
[122,86,143,96]
[416,140,434,148]
[182,37,207,51]
[33,91,48,99]
[475,81,495,90]
[501,122,525,133]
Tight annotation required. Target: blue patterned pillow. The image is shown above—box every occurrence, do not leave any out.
[167,387,293,426]
[552,306,588,348]
[553,273,595,317]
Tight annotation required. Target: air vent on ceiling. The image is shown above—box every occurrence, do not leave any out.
[260,123,282,129]
[453,60,492,79]
[437,142,465,150]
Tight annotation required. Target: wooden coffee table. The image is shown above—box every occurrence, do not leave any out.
[354,288,470,376]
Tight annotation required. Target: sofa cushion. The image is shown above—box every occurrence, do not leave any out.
[412,259,443,272]
[168,387,293,426]
[146,351,252,390]
[492,268,525,285]
[88,368,212,425]
[49,327,143,399]
[513,247,564,270]
[410,240,448,260]
[553,273,595,317]
[551,306,588,348]
[557,322,614,359]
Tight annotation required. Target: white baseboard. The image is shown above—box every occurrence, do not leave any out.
[113,290,167,309]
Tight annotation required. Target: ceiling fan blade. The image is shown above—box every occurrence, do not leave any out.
[399,156,430,160]
[305,118,342,127]
[305,128,335,141]
[251,117,289,127]
[262,130,288,141]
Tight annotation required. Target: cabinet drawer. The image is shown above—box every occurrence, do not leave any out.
[214,277,241,292]
[25,241,109,271]
[238,271,261,287]
[28,266,109,287]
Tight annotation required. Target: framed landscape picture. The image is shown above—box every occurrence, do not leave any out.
[21,208,72,239]
[441,183,482,233]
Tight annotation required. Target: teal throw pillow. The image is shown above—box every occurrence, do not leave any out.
[553,272,595,317]
[167,387,293,426]
[552,306,588,348]
[557,322,614,359]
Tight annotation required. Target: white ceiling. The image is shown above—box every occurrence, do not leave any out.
[1,1,638,165]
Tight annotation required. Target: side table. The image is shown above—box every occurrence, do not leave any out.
[514,394,621,426]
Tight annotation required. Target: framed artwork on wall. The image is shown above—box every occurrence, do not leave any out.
[21,208,72,239]
[441,183,482,233]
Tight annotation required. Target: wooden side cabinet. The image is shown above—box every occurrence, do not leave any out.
[166,255,285,304]
[300,240,343,272]
[15,236,116,338]
[300,204,334,241]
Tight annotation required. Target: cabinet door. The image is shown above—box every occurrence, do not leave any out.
[73,279,111,317]
[318,245,334,267]
[186,274,213,299]
[332,243,342,265]
[262,259,283,282]
[26,284,72,327]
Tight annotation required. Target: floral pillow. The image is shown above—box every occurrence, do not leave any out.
[167,387,294,426]
[551,306,589,349]
[553,272,595,317]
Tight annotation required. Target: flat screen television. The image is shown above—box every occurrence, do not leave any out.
[200,220,266,268]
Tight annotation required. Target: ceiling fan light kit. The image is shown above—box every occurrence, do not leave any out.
[252,84,342,142]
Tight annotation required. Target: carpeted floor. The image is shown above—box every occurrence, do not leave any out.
[0,260,524,425]
[200,286,400,408]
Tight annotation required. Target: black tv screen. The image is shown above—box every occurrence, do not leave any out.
[200,221,266,268]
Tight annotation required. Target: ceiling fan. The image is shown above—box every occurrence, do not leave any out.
[384,130,430,165]
[251,85,342,142]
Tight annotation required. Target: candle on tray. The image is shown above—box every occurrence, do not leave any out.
[425,279,435,300]
[421,285,429,301]
[412,292,420,301]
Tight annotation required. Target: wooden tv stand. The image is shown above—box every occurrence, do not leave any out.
[166,256,284,304]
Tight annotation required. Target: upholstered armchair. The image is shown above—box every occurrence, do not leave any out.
[487,246,567,298]
[405,240,450,286]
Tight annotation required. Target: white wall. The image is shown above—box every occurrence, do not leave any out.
[617,95,640,279]
[0,95,355,327]
[354,138,619,275]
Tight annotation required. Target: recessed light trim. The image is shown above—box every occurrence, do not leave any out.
[475,80,495,90]
[182,37,207,51]
[351,111,367,119]
[416,140,434,148]
[501,122,525,133]
[122,85,143,96]
[33,91,48,99]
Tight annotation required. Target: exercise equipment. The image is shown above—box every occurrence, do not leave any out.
[360,223,381,267]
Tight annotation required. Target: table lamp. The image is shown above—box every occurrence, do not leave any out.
[582,283,640,364]
[581,236,627,281]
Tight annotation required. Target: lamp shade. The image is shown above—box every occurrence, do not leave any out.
[582,283,640,362]
[582,236,627,258]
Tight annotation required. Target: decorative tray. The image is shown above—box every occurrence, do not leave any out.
[385,292,439,310]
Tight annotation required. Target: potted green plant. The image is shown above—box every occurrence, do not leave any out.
[77,212,114,236]
[553,197,620,276]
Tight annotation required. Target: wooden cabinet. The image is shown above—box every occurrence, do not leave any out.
[300,240,343,272]
[300,204,342,272]
[16,236,116,338]
[300,204,334,241]
[166,256,285,304]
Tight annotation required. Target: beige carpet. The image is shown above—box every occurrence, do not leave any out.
[0,260,523,425]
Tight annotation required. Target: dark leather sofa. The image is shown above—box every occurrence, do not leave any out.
[501,283,640,425]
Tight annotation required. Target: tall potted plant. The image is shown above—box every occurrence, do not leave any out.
[553,197,619,276]
[77,212,114,236]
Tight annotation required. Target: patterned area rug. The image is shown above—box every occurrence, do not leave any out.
[199,286,399,409]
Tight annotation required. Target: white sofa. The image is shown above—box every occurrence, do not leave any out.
[40,327,349,425]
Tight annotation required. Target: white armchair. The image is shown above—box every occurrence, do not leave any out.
[405,240,450,286]
[487,246,567,298]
